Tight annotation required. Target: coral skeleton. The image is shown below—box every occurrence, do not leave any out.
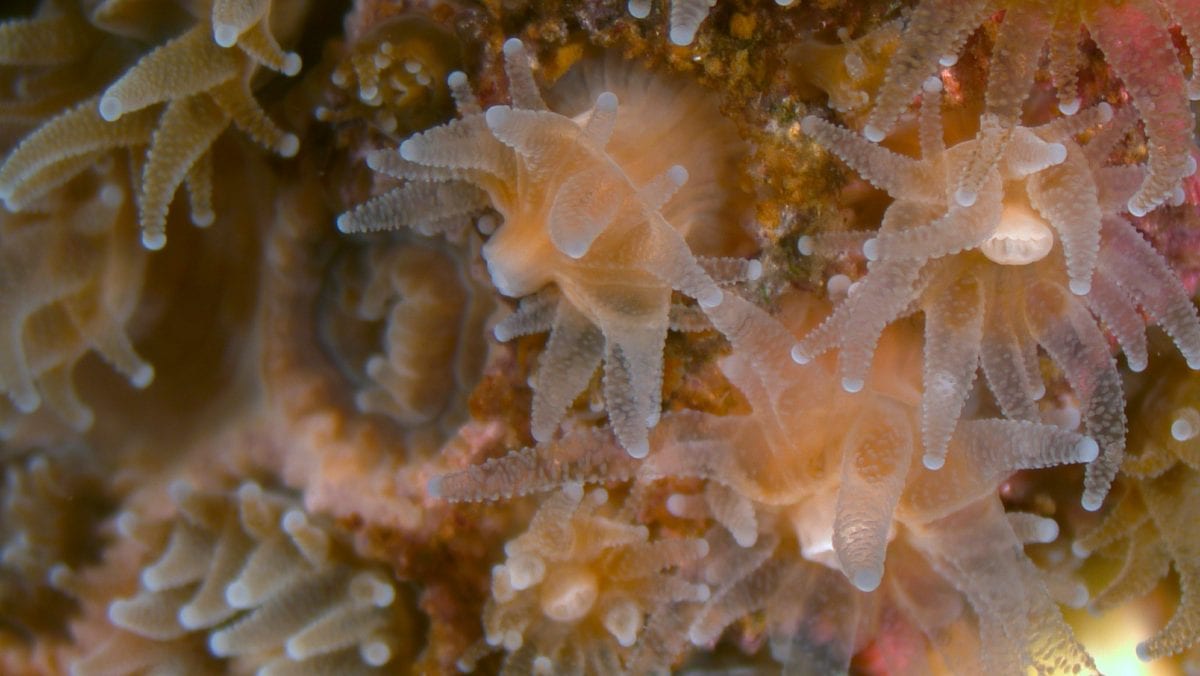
[71,481,413,675]
[340,38,753,458]
[796,83,1200,511]
[863,0,1200,216]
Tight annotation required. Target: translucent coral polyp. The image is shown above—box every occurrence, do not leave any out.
[796,83,1200,511]
[340,38,752,458]
[865,0,1200,217]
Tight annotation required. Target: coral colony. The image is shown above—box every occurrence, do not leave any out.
[9,1,1200,675]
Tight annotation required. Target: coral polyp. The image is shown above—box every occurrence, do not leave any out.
[340,38,753,458]
[5,0,1200,673]
[795,82,1200,510]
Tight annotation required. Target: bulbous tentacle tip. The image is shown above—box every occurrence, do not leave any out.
[625,439,650,459]
[398,139,418,162]
[667,164,689,186]
[1071,540,1091,558]
[1080,437,1099,463]
[1081,492,1104,512]
[11,390,41,414]
[282,53,302,77]
[1127,357,1147,373]
[130,364,155,389]
[447,71,468,88]
[1068,278,1091,296]
[954,187,977,208]
[213,23,238,48]
[790,344,810,365]
[427,475,443,499]
[1036,519,1059,543]
[1187,155,1198,177]
[922,76,943,93]
[670,26,697,46]
[922,453,945,470]
[862,237,879,261]
[335,213,353,233]
[627,0,651,19]
[278,133,300,158]
[1126,196,1151,218]
[850,566,882,592]
[1058,98,1081,116]
[746,259,763,280]
[1096,102,1114,123]
[502,38,525,57]
[1047,143,1067,165]
[595,91,618,111]
[698,288,723,309]
[191,209,215,227]
[841,377,864,394]
[141,230,166,251]
[98,95,123,122]
[484,105,511,129]
[799,116,820,136]
[862,124,885,143]
[796,235,814,256]
[492,324,513,342]
[1136,642,1152,663]
[938,53,958,67]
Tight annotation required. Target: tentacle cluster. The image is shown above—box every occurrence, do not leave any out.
[796,83,1200,512]
[0,0,305,249]
[862,0,1200,217]
[340,38,753,459]
[72,481,416,675]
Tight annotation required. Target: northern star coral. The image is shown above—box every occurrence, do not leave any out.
[339,38,753,458]
[863,0,1200,216]
[795,85,1200,510]
[450,484,708,674]
[1075,361,1200,660]
[72,481,416,675]
[0,0,306,250]
[0,162,152,429]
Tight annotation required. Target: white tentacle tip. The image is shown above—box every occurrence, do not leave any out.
[335,213,354,233]
[1058,98,1081,116]
[628,0,651,19]
[1136,642,1152,663]
[667,164,689,186]
[1047,143,1067,165]
[141,230,166,251]
[1075,437,1099,463]
[670,26,697,46]
[282,53,302,77]
[954,187,977,208]
[841,377,864,393]
[850,566,882,592]
[626,439,650,459]
[130,364,154,389]
[862,237,879,261]
[278,134,300,158]
[1096,102,1113,123]
[1068,278,1090,296]
[746,259,763,280]
[213,23,239,48]
[484,105,511,129]
[427,476,443,498]
[502,38,525,57]
[862,124,885,143]
[1126,197,1150,218]
[790,344,810,365]
[398,138,419,161]
[1081,492,1104,512]
[595,91,618,111]
[796,235,814,255]
[98,95,123,122]
[698,288,723,309]
[447,71,468,88]
[922,453,945,470]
